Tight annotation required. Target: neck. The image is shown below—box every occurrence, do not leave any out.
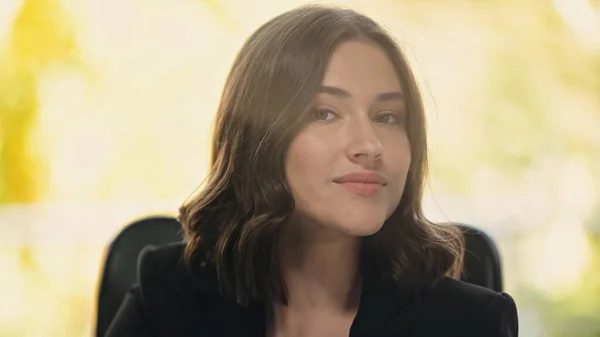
[276,219,363,312]
[266,219,363,337]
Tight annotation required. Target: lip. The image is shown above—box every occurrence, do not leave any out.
[332,171,388,185]
[332,171,387,196]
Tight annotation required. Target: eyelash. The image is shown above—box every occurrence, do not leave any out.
[312,108,337,121]
[311,108,405,125]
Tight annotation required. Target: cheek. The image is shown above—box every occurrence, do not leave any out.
[286,139,317,200]
[383,133,411,171]
[397,149,411,173]
[384,136,411,197]
[286,138,311,183]
[285,135,337,213]
[286,133,333,182]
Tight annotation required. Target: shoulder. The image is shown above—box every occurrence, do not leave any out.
[132,242,269,335]
[411,278,518,336]
[137,241,190,285]
[421,277,515,312]
[135,242,218,303]
[133,243,229,333]
[137,242,191,295]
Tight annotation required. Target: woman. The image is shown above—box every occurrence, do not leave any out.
[106,4,518,337]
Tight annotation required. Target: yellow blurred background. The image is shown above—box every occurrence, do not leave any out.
[0,0,599,336]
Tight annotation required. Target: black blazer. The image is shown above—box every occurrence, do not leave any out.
[105,243,518,337]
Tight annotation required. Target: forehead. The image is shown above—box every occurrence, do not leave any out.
[322,40,402,94]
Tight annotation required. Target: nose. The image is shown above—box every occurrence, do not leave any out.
[346,119,382,165]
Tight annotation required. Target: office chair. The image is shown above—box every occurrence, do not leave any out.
[95,217,503,337]
[95,216,183,337]
[454,223,503,292]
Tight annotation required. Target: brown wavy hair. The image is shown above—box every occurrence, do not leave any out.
[179,4,464,306]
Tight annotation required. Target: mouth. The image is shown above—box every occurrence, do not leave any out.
[332,171,387,196]
[332,171,387,185]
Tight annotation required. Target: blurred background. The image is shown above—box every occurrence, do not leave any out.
[0,0,599,336]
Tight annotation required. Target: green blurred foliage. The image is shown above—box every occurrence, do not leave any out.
[528,233,600,336]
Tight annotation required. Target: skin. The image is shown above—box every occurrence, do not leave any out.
[270,40,412,337]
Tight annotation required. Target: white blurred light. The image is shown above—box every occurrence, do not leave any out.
[0,0,21,47]
[553,0,600,48]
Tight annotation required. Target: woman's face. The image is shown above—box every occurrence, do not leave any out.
[285,40,411,237]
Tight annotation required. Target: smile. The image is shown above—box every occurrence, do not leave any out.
[332,171,387,195]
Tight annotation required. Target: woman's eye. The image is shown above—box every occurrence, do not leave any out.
[375,113,403,125]
[313,109,337,121]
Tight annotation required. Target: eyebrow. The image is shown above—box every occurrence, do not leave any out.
[317,85,404,102]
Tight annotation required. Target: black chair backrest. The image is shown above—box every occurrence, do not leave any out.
[455,223,503,292]
[95,216,183,337]
[95,217,503,337]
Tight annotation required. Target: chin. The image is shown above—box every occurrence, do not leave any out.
[337,218,386,237]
